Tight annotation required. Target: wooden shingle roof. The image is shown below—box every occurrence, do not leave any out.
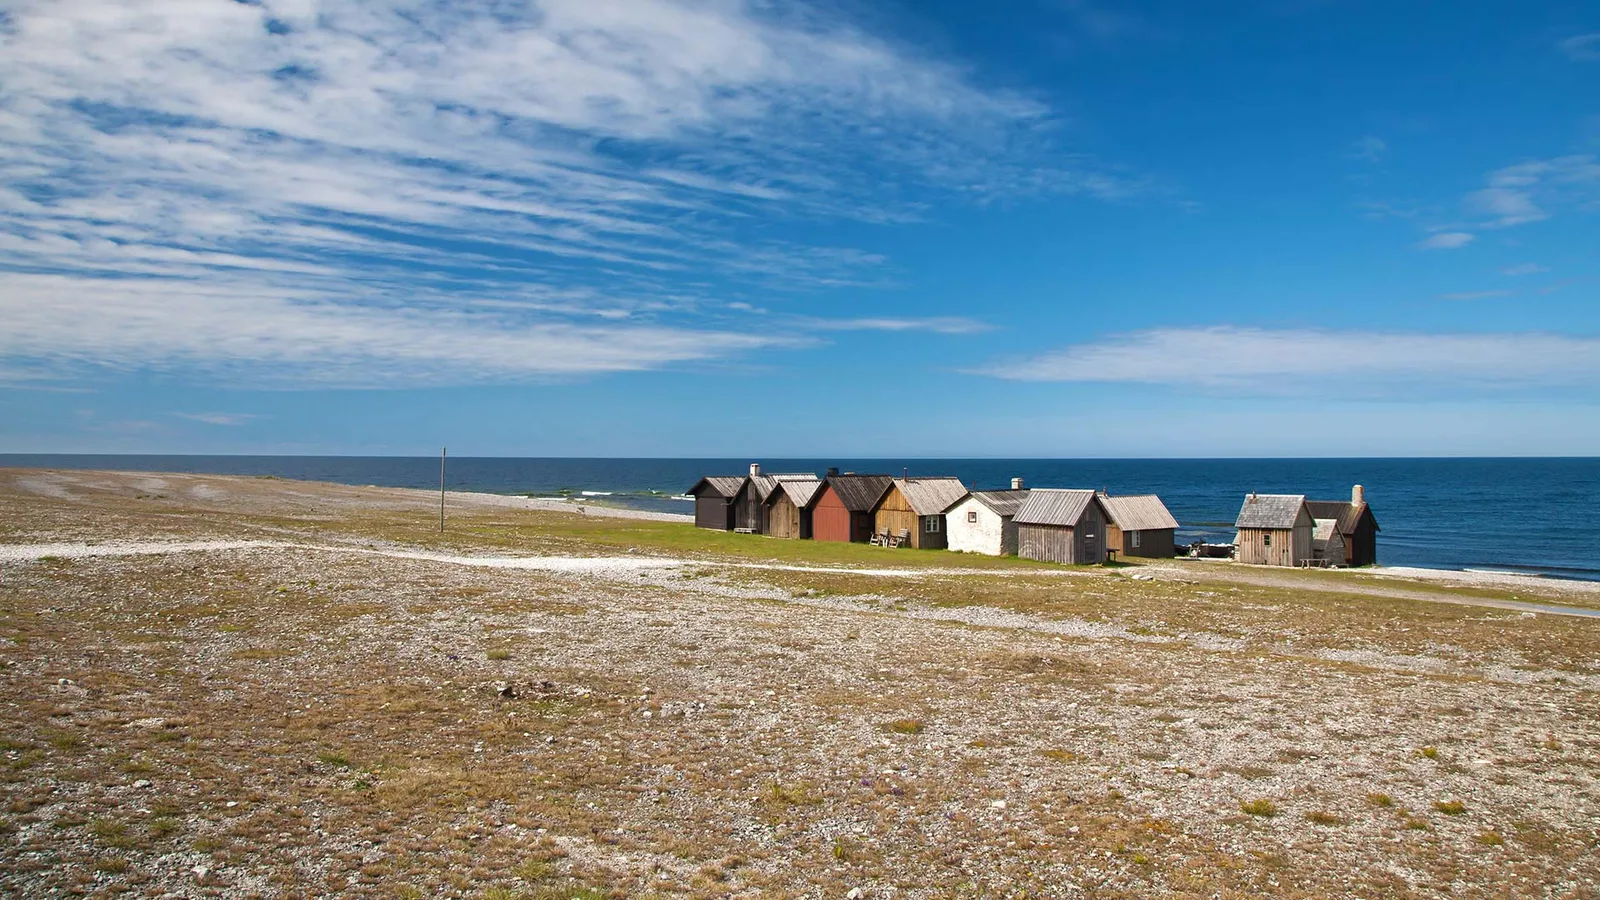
[749,473,817,502]
[1235,494,1308,529]
[1100,494,1179,532]
[951,489,1030,517]
[765,477,822,508]
[687,475,745,498]
[1014,489,1100,527]
[1305,500,1378,536]
[816,474,894,512]
[892,477,968,516]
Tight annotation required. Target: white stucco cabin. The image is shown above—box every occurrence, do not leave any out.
[943,488,1030,556]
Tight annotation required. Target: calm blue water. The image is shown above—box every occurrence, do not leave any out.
[3,455,1597,580]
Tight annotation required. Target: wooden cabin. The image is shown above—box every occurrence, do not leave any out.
[1234,493,1314,566]
[1312,518,1346,566]
[685,475,745,531]
[727,467,816,534]
[1014,489,1109,564]
[1099,494,1179,558]
[808,474,894,543]
[764,477,822,539]
[944,487,1029,556]
[872,477,968,549]
[1306,485,1379,566]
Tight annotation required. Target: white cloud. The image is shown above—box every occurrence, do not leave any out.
[798,316,992,334]
[1502,263,1549,276]
[1464,156,1599,228]
[173,412,264,427]
[1417,231,1475,250]
[971,326,1600,392]
[1560,32,1600,61]
[0,0,1122,384]
[1351,135,1386,162]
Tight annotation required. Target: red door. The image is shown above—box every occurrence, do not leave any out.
[811,486,853,542]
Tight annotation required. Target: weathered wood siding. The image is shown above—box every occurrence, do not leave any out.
[766,493,811,539]
[918,514,948,550]
[873,485,918,544]
[1018,503,1106,565]
[1120,528,1175,559]
[693,494,732,530]
[811,485,856,542]
[1236,525,1313,566]
[1349,513,1378,566]
[731,481,764,533]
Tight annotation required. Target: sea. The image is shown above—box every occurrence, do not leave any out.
[3,455,1597,581]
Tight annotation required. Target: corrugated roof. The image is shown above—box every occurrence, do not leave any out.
[687,475,745,498]
[1014,489,1099,527]
[1100,494,1179,531]
[1235,494,1308,529]
[955,489,1030,517]
[816,474,894,511]
[1306,500,1378,535]
[893,477,968,515]
[766,477,822,508]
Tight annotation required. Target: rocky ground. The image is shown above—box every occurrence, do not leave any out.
[1,469,1597,899]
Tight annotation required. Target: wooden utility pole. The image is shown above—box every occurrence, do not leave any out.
[439,447,447,532]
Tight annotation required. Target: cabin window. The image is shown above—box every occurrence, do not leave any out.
[924,516,941,533]
[1263,532,1272,547]
[1131,531,1141,549]
[967,510,978,524]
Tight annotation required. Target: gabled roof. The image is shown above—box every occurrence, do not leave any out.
[1100,494,1179,532]
[1312,518,1341,543]
[687,476,746,498]
[1014,489,1101,527]
[1305,500,1379,535]
[764,477,822,508]
[1235,494,1309,529]
[891,477,968,516]
[814,474,894,512]
[951,489,1030,517]
[747,473,816,502]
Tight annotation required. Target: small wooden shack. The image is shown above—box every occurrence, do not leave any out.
[1234,493,1314,566]
[1306,485,1379,567]
[1099,494,1179,558]
[809,474,894,543]
[727,467,816,534]
[872,477,968,549]
[1014,489,1109,565]
[944,487,1030,556]
[1312,518,1346,566]
[686,475,746,531]
[764,477,823,540]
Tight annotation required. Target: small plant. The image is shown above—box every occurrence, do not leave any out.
[148,817,181,840]
[884,719,923,735]
[1403,817,1430,830]
[486,648,512,661]
[1366,792,1394,808]
[1475,830,1505,846]
[763,780,819,807]
[90,819,134,850]
[514,860,554,882]
[1239,798,1277,818]
[1040,748,1078,762]
[1542,734,1562,751]
[94,856,130,874]
[44,729,82,751]
[1305,810,1343,826]
[1432,799,1466,815]
[831,837,854,862]
[1415,746,1439,760]
[318,750,350,768]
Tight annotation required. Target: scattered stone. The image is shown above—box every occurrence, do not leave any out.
[991,800,1007,810]
[133,779,151,789]
[496,681,517,699]
[847,888,864,899]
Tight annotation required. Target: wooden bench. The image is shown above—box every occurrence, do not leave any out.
[734,527,756,534]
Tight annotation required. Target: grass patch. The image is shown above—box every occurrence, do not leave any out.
[883,718,924,735]
[1433,799,1467,815]
[1305,810,1344,826]
[762,780,820,808]
[1367,793,1394,807]
[1415,746,1439,760]
[318,750,351,768]
[486,648,512,661]
[1239,798,1277,818]
[1475,831,1505,846]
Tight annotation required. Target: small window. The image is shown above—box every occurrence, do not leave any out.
[967,510,978,524]
[1263,532,1272,547]
[1131,531,1141,549]
[924,516,941,533]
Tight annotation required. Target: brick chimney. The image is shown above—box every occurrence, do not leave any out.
[749,462,761,477]
[1011,477,1024,490]
[1352,484,1365,506]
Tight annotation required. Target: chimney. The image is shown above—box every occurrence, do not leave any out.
[1352,484,1365,506]
[749,462,761,477]
[1011,477,1024,490]
[826,467,839,477]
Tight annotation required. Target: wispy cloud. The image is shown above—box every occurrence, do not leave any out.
[1417,231,1475,250]
[797,316,993,335]
[1438,289,1513,301]
[1502,262,1549,276]
[173,412,264,427]
[1464,156,1598,228]
[0,0,1132,385]
[969,326,1600,393]
[1351,135,1387,162]
[1559,32,1600,61]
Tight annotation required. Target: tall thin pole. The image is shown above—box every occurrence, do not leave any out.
[439,447,447,532]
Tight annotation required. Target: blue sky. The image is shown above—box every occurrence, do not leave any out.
[1,0,1597,456]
